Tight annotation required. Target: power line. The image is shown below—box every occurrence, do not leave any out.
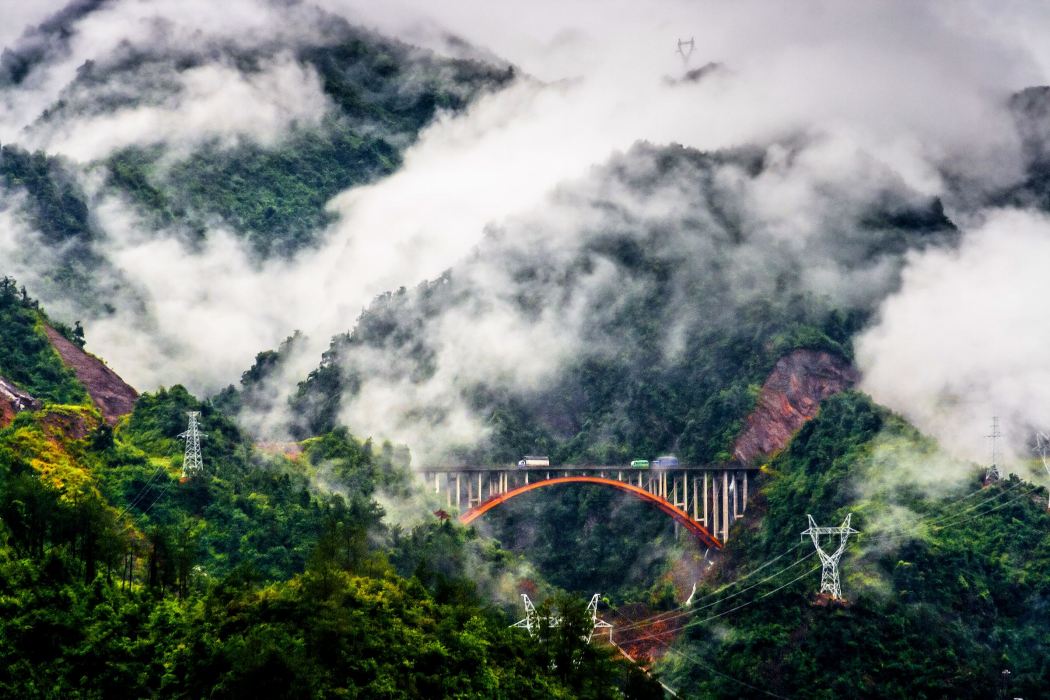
[664,647,792,700]
[139,480,174,518]
[615,551,817,634]
[614,543,806,633]
[869,482,1041,547]
[115,465,167,520]
[623,478,1041,637]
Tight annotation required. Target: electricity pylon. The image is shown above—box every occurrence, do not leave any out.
[676,37,695,65]
[178,411,205,480]
[801,513,858,600]
[585,594,613,643]
[512,593,613,643]
[985,416,1002,481]
[1036,431,1050,508]
[512,594,540,635]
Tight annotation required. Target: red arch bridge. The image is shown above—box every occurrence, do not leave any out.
[420,465,758,547]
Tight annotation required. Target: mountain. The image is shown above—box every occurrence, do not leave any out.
[0,279,660,697]
[290,140,955,465]
[659,393,1050,698]
[0,3,514,316]
[1,3,1049,698]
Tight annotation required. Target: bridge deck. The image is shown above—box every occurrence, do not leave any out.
[421,464,754,544]
[421,464,758,473]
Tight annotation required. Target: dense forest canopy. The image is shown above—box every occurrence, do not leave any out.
[1,1,1049,697]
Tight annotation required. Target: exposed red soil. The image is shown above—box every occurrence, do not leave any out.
[0,376,41,428]
[255,441,304,459]
[43,325,138,425]
[608,602,684,664]
[733,349,858,464]
[40,408,99,441]
[811,592,851,608]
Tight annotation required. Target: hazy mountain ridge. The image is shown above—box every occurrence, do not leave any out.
[0,279,661,697]
[0,3,515,318]
[1,2,1049,697]
[289,139,956,465]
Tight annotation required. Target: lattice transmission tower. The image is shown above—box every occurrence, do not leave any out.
[512,593,612,643]
[178,411,205,480]
[585,594,613,643]
[676,37,695,65]
[512,594,541,635]
[1036,431,1050,508]
[986,416,1002,482]
[802,513,858,600]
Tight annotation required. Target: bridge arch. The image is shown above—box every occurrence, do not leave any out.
[459,475,723,549]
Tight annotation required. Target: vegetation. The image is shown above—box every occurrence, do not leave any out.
[0,12,1046,694]
[290,141,940,466]
[0,286,660,697]
[478,483,688,605]
[0,277,87,403]
[661,393,1050,698]
[100,28,514,257]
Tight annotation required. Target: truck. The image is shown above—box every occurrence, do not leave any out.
[629,459,650,469]
[517,455,550,468]
[652,455,679,468]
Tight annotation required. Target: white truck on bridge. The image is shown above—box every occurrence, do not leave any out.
[517,455,550,468]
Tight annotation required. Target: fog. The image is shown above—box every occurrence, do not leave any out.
[1,0,1049,466]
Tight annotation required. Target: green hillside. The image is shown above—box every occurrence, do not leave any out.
[292,142,954,465]
[659,393,1050,698]
[0,284,659,698]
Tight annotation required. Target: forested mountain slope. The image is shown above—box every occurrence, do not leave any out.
[291,140,955,466]
[659,393,1050,698]
[0,4,514,312]
[0,281,660,698]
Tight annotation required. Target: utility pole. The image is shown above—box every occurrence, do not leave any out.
[986,417,1002,482]
[178,411,205,480]
[801,513,858,600]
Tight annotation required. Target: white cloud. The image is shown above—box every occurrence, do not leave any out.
[857,208,1050,467]
[5,0,1050,466]
[25,54,332,162]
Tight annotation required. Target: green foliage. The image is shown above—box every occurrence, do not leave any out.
[663,393,1050,698]
[479,483,682,602]
[0,291,657,697]
[0,146,93,246]
[99,30,514,257]
[0,148,107,303]
[0,277,87,403]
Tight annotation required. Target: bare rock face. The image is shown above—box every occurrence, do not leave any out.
[732,349,859,464]
[0,376,41,427]
[43,325,138,425]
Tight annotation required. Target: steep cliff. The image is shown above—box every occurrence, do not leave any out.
[43,326,137,425]
[732,349,858,464]
[0,375,40,427]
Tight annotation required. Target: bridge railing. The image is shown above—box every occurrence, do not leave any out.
[420,465,755,544]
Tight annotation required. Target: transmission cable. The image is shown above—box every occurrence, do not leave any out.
[615,551,817,634]
[623,479,1038,635]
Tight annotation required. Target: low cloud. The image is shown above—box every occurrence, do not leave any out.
[857,208,1050,467]
[3,0,1050,468]
[25,54,332,162]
